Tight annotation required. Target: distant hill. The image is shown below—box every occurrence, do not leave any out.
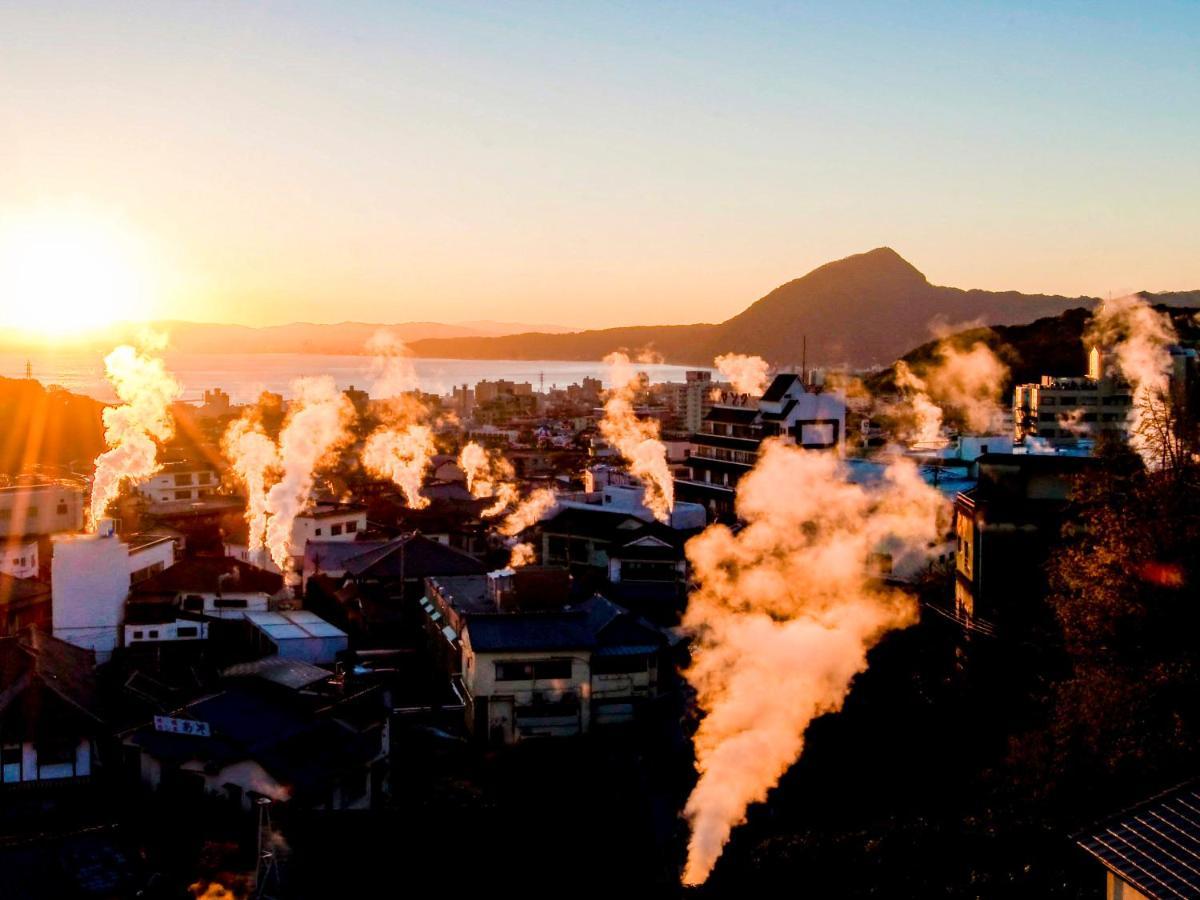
[405,248,1200,369]
[0,319,573,356]
[0,377,106,475]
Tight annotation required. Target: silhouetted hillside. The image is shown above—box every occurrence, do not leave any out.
[0,378,106,475]
[406,248,1200,368]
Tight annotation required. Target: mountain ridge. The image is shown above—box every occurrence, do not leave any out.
[404,248,1199,369]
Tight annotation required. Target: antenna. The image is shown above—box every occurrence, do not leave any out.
[24,359,32,380]
[253,797,283,898]
[801,336,807,384]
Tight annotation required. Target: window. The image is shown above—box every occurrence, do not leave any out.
[37,740,76,768]
[148,630,159,639]
[345,521,358,534]
[174,489,192,500]
[131,561,165,584]
[495,661,534,681]
[214,598,248,609]
[183,595,203,612]
[176,626,199,638]
[2,744,20,768]
[132,630,144,640]
[331,524,343,536]
[198,472,212,485]
[315,528,322,536]
[26,506,37,518]
[593,654,650,675]
[174,473,194,486]
[56,501,68,516]
[532,659,572,680]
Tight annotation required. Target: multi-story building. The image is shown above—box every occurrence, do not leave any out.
[134,461,220,506]
[676,372,847,519]
[1013,347,1133,446]
[0,481,85,538]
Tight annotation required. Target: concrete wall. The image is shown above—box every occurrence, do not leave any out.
[1,738,90,784]
[51,534,133,661]
[0,483,84,537]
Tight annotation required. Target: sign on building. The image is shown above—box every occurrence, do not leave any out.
[153,715,211,737]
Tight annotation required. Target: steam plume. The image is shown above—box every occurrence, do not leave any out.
[714,353,770,396]
[508,542,537,567]
[680,440,943,884]
[263,377,352,573]
[459,440,519,517]
[497,487,558,538]
[221,417,280,559]
[893,341,1009,442]
[600,352,674,522]
[367,330,419,400]
[88,342,182,528]
[362,424,436,509]
[1086,294,1178,466]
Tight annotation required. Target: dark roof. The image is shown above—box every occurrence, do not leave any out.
[130,557,283,595]
[0,573,50,609]
[1076,781,1200,899]
[465,612,595,652]
[463,594,666,654]
[426,574,494,615]
[303,539,392,571]
[539,507,647,542]
[0,628,103,725]
[704,406,759,424]
[761,373,800,403]
[344,534,486,580]
[761,398,798,421]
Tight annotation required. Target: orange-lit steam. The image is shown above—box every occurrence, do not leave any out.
[714,353,770,396]
[600,352,674,522]
[680,440,943,885]
[894,341,1008,442]
[1086,294,1178,466]
[221,417,280,559]
[263,377,353,573]
[459,440,519,517]
[497,488,557,538]
[508,542,537,567]
[88,342,182,528]
[362,424,436,508]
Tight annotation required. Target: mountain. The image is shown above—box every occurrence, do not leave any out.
[0,319,572,355]
[405,248,1199,369]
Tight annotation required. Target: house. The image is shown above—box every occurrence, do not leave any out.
[677,372,847,520]
[51,524,177,661]
[953,453,1098,631]
[460,593,669,744]
[0,535,39,579]
[557,464,707,529]
[224,502,368,573]
[301,539,392,593]
[308,533,486,643]
[122,556,285,650]
[0,628,104,790]
[134,460,221,506]
[0,480,85,538]
[122,680,387,811]
[0,573,51,636]
[1075,780,1200,900]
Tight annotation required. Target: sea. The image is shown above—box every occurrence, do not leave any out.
[0,350,708,404]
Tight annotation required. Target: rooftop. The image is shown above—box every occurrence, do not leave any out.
[131,556,284,596]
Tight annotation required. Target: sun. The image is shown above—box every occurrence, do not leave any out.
[0,209,155,339]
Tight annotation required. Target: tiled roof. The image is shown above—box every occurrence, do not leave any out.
[130,557,283,595]
[761,373,799,403]
[1076,781,1200,899]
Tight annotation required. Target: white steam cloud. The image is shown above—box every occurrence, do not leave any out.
[600,352,674,522]
[714,353,771,396]
[88,342,182,528]
[894,341,1009,442]
[680,440,944,885]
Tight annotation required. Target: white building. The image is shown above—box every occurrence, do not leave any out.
[246,610,349,665]
[226,503,368,573]
[134,461,220,505]
[51,523,176,662]
[0,536,38,579]
[0,481,84,537]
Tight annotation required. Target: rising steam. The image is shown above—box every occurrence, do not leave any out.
[88,342,182,528]
[893,340,1009,442]
[459,440,520,517]
[714,353,771,396]
[221,417,280,558]
[1086,294,1178,466]
[600,352,674,522]
[263,377,352,572]
[680,440,944,884]
[362,425,436,509]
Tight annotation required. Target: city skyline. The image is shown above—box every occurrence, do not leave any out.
[1,1,1198,335]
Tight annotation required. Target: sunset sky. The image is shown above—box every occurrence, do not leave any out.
[1,1,1197,332]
